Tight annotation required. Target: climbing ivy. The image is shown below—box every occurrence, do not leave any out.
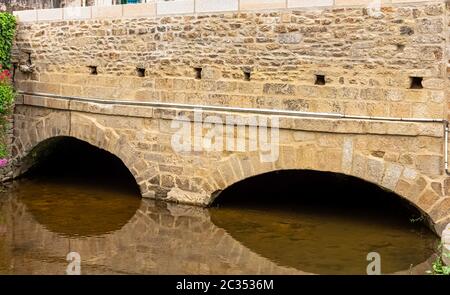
[0,12,15,159]
[0,12,16,69]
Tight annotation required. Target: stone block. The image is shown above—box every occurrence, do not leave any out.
[63,7,92,20]
[31,82,61,95]
[13,10,37,22]
[429,198,450,221]
[341,137,353,174]
[422,78,444,90]
[61,85,83,97]
[166,187,209,206]
[366,157,385,183]
[288,0,333,8]
[335,0,391,6]
[157,0,195,15]
[381,163,403,190]
[293,131,315,142]
[392,0,431,3]
[92,5,123,19]
[195,0,238,13]
[240,0,286,11]
[142,190,156,199]
[123,3,156,18]
[351,153,367,179]
[415,155,442,176]
[37,8,63,22]
[417,189,439,211]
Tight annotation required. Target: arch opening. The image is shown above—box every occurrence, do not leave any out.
[13,136,141,237]
[209,170,439,275]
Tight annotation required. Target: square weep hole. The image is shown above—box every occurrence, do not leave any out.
[410,77,423,89]
[88,66,98,75]
[136,67,146,77]
[194,67,202,80]
[315,74,326,85]
[244,70,251,81]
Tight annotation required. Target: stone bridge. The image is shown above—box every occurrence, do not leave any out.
[7,0,450,234]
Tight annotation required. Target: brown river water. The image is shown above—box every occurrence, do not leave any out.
[0,175,438,275]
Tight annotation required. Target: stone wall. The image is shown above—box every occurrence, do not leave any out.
[12,1,448,119]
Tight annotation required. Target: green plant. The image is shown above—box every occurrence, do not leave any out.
[0,83,14,115]
[0,12,16,69]
[430,255,450,275]
[0,12,16,159]
[426,244,450,275]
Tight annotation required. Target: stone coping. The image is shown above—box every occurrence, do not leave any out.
[16,93,444,138]
[12,0,442,23]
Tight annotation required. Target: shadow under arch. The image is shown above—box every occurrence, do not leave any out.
[209,169,439,274]
[14,136,142,237]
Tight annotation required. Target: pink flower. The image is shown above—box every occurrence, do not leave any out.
[0,159,8,167]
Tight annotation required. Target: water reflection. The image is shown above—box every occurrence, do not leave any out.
[210,207,436,274]
[211,170,439,275]
[0,174,439,275]
[0,180,304,274]
[18,179,141,237]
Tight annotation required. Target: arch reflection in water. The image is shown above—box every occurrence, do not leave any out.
[210,170,439,275]
[0,194,304,274]
[16,179,141,237]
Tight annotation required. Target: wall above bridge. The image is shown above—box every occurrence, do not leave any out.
[12,0,448,119]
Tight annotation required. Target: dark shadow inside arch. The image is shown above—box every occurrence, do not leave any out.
[13,136,141,237]
[209,170,439,275]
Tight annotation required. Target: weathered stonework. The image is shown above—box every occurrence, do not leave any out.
[8,93,450,235]
[12,2,448,119]
[6,1,450,235]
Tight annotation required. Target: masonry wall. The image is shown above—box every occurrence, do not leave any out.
[11,1,448,119]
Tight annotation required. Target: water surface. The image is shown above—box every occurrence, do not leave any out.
[0,174,438,275]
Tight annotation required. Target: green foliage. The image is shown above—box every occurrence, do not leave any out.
[0,12,16,69]
[426,244,450,275]
[430,255,450,275]
[0,84,14,115]
[0,142,7,158]
[0,12,16,159]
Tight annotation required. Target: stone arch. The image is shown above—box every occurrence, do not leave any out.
[205,150,450,234]
[10,110,154,198]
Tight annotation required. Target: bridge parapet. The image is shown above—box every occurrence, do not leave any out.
[12,0,438,22]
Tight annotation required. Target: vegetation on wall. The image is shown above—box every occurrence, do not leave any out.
[0,12,16,69]
[0,12,16,159]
